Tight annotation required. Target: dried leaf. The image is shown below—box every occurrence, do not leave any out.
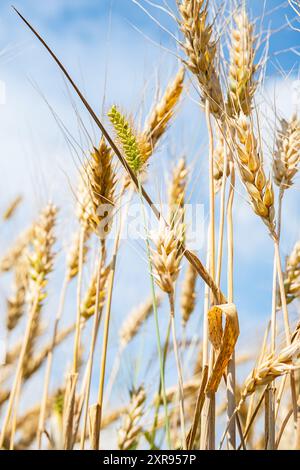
[206,303,239,393]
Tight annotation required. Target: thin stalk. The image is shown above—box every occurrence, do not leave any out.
[9,374,22,449]
[72,225,86,373]
[137,177,171,449]
[80,242,105,450]
[169,292,187,450]
[205,98,216,451]
[200,242,210,449]
[97,232,120,449]
[0,294,39,447]
[37,274,69,449]
[226,162,236,449]
[216,140,228,286]
[150,317,171,448]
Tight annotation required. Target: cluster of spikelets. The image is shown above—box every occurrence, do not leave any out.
[77,138,116,236]
[66,231,90,281]
[6,257,29,331]
[213,127,230,193]
[238,341,300,408]
[227,11,257,117]
[283,241,300,305]
[27,204,57,306]
[119,295,162,347]
[178,0,223,117]
[108,68,185,175]
[150,224,184,297]
[117,386,146,450]
[273,115,300,189]
[80,264,111,319]
[235,114,275,233]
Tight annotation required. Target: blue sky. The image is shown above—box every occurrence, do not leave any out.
[0,1,300,442]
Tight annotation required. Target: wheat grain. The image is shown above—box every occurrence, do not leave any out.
[227,10,257,117]
[142,68,185,160]
[283,241,300,304]
[213,127,230,193]
[0,225,34,273]
[235,114,275,233]
[108,106,146,173]
[181,261,198,326]
[80,265,110,319]
[168,157,188,229]
[273,115,300,189]
[66,231,90,280]
[2,195,22,221]
[150,224,183,295]
[6,257,29,331]
[178,0,223,118]
[238,341,300,406]
[119,294,162,347]
[118,386,146,450]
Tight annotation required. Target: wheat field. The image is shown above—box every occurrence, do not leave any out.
[0,0,300,451]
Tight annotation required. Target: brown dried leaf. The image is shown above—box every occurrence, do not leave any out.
[206,303,239,393]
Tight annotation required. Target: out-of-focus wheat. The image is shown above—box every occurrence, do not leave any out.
[273,115,300,189]
[117,386,146,450]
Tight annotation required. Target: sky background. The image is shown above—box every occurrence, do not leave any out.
[0,0,300,447]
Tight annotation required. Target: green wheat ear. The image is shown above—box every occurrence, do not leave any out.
[53,390,64,416]
[108,105,143,173]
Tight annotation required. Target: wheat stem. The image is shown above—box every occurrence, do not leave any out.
[37,274,69,449]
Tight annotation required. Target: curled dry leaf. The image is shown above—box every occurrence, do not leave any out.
[206,303,239,393]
